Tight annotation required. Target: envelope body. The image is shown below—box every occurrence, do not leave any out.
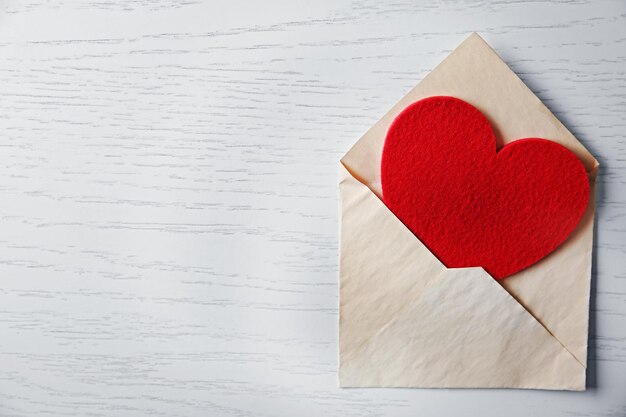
[339,33,598,391]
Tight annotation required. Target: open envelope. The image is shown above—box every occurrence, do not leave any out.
[339,33,598,390]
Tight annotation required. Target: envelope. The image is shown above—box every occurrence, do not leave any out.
[338,33,598,390]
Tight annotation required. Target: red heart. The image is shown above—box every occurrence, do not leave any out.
[381,96,590,280]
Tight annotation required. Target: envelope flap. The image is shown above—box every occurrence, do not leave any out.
[341,33,598,199]
[340,267,586,390]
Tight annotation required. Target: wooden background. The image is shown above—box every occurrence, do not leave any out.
[0,1,625,416]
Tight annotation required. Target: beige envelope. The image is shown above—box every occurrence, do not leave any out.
[339,33,598,390]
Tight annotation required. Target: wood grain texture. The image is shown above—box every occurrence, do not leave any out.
[0,1,624,416]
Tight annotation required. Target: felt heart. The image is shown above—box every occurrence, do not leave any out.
[381,96,590,280]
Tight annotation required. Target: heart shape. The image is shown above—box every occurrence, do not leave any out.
[381,96,590,279]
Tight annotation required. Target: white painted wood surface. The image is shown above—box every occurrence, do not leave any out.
[0,1,624,416]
